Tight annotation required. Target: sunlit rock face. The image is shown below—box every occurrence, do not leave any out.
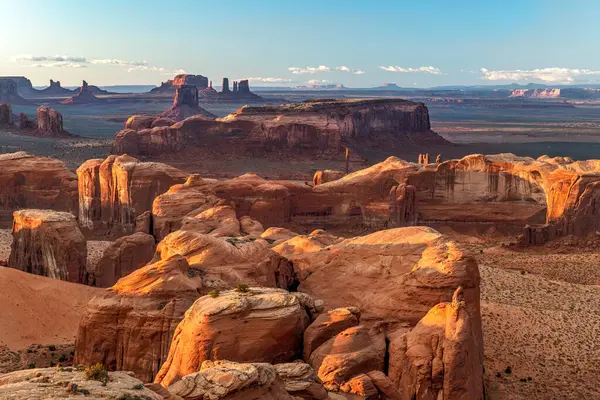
[9,209,87,283]
[76,154,187,233]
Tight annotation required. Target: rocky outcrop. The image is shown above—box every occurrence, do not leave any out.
[113,98,444,156]
[510,88,562,98]
[8,209,86,283]
[389,287,484,399]
[0,103,13,126]
[61,80,101,104]
[86,232,155,287]
[76,155,187,232]
[150,74,209,93]
[217,78,263,101]
[161,361,294,399]
[158,85,216,122]
[313,169,345,186]
[275,362,328,399]
[74,255,203,383]
[303,307,361,360]
[37,79,74,95]
[154,287,312,386]
[0,367,162,399]
[0,79,30,104]
[36,106,69,137]
[0,152,78,225]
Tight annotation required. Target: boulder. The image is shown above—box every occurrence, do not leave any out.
[308,325,386,394]
[388,287,484,400]
[77,154,187,232]
[275,362,328,399]
[86,232,155,287]
[8,209,86,283]
[154,287,311,386]
[162,361,294,399]
[124,115,156,130]
[0,367,162,399]
[303,307,361,360]
[74,255,203,383]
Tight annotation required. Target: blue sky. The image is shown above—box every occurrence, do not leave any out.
[2,0,600,87]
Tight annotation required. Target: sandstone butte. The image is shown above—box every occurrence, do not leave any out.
[112,98,447,156]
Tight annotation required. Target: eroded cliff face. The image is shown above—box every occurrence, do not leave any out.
[76,155,187,232]
[510,88,562,98]
[113,98,446,156]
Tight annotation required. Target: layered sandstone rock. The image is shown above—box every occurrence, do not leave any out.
[150,74,209,93]
[8,209,86,283]
[0,152,78,224]
[74,255,202,383]
[36,106,69,137]
[313,169,345,186]
[0,367,162,399]
[77,155,187,232]
[274,362,328,399]
[161,361,293,399]
[113,98,445,156]
[388,287,484,399]
[303,307,361,360]
[155,287,311,387]
[153,230,295,290]
[86,232,155,287]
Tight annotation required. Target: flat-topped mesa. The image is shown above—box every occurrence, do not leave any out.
[0,79,30,105]
[113,98,445,156]
[8,209,87,283]
[150,74,209,93]
[0,152,78,226]
[76,155,187,233]
[61,80,101,104]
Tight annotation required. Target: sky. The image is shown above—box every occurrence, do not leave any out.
[2,0,600,88]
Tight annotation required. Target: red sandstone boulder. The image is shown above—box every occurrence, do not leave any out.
[8,209,86,283]
[154,287,312,387]
[77,154,187,232]
[274,362,328,399]
[303,307,361,360]
[86,232,155,287]
[124,115,156,130]
[74,255,202,382]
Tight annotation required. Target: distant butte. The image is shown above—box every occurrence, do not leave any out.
[61,80,102,104]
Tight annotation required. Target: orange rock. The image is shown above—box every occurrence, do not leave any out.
[74,255,202,382]
[8,209,86,283]
[86,232,155,287]
[303,307,361,360]
[154,288,312,387]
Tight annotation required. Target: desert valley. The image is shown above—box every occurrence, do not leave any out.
[2,1,600,399]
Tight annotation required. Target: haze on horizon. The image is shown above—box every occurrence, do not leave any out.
[2,0,600,88]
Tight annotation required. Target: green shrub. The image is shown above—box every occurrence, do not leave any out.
[48,345,56,351]
[208,289,220,298]
[235,283,250,293]
[133,383,144,390]
[83,363,109,385]
[27,363,36,369]
[58,354,68,362]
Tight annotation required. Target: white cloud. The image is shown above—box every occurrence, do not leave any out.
[479,67,600,83]
[31,62,87,68]
[288,65,331,74]
[241,77,293,83]
[336,66,366,75]
[307,79,330,84]
[379,65,442,75]
[11,54,87,63]
[90,59,148,67]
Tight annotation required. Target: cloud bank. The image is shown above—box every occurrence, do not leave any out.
[288,65,331,74]
[480,67,600,83]
[241,77,293,83]
[379,66,442,75]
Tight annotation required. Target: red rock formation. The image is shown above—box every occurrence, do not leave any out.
[8,209,86,283]
[77,155,187,232]
[150,74,209,93]
[113,98,445,156]
[303,307,361,360]
[0,79,30,105]
[61,80,101,104]
[313,169,345,186]
[37,79,74,95]
[0,152,78,225]
[274,362,328,399]
[36,106,69,137]
[157,85,216,122]
[74,255,202,383]
[154,288,312,387]
[86,232,155,287]
[388,287,484,399]
[0,103,13,126]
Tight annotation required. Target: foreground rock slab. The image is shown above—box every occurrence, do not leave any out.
[9,209,86,283]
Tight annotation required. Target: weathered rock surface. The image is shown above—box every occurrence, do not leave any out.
[74,254,202,383]
[275,362,328,399]
[0,78,30,104]
[161,361,294,399]
[0,152,78,225]
[37,79,74,95]
[0,103,13,126]
[36,105,69,137]
[86,232,155,287]
[113,98,446,156]
[77,154,187,232]
[388,287,484,400]
[155,288,311,387]
[8,209,86,283]
[313,169,345,186]
[303,307,361,360]
[150,74,209,93]
[0,367,162,399]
